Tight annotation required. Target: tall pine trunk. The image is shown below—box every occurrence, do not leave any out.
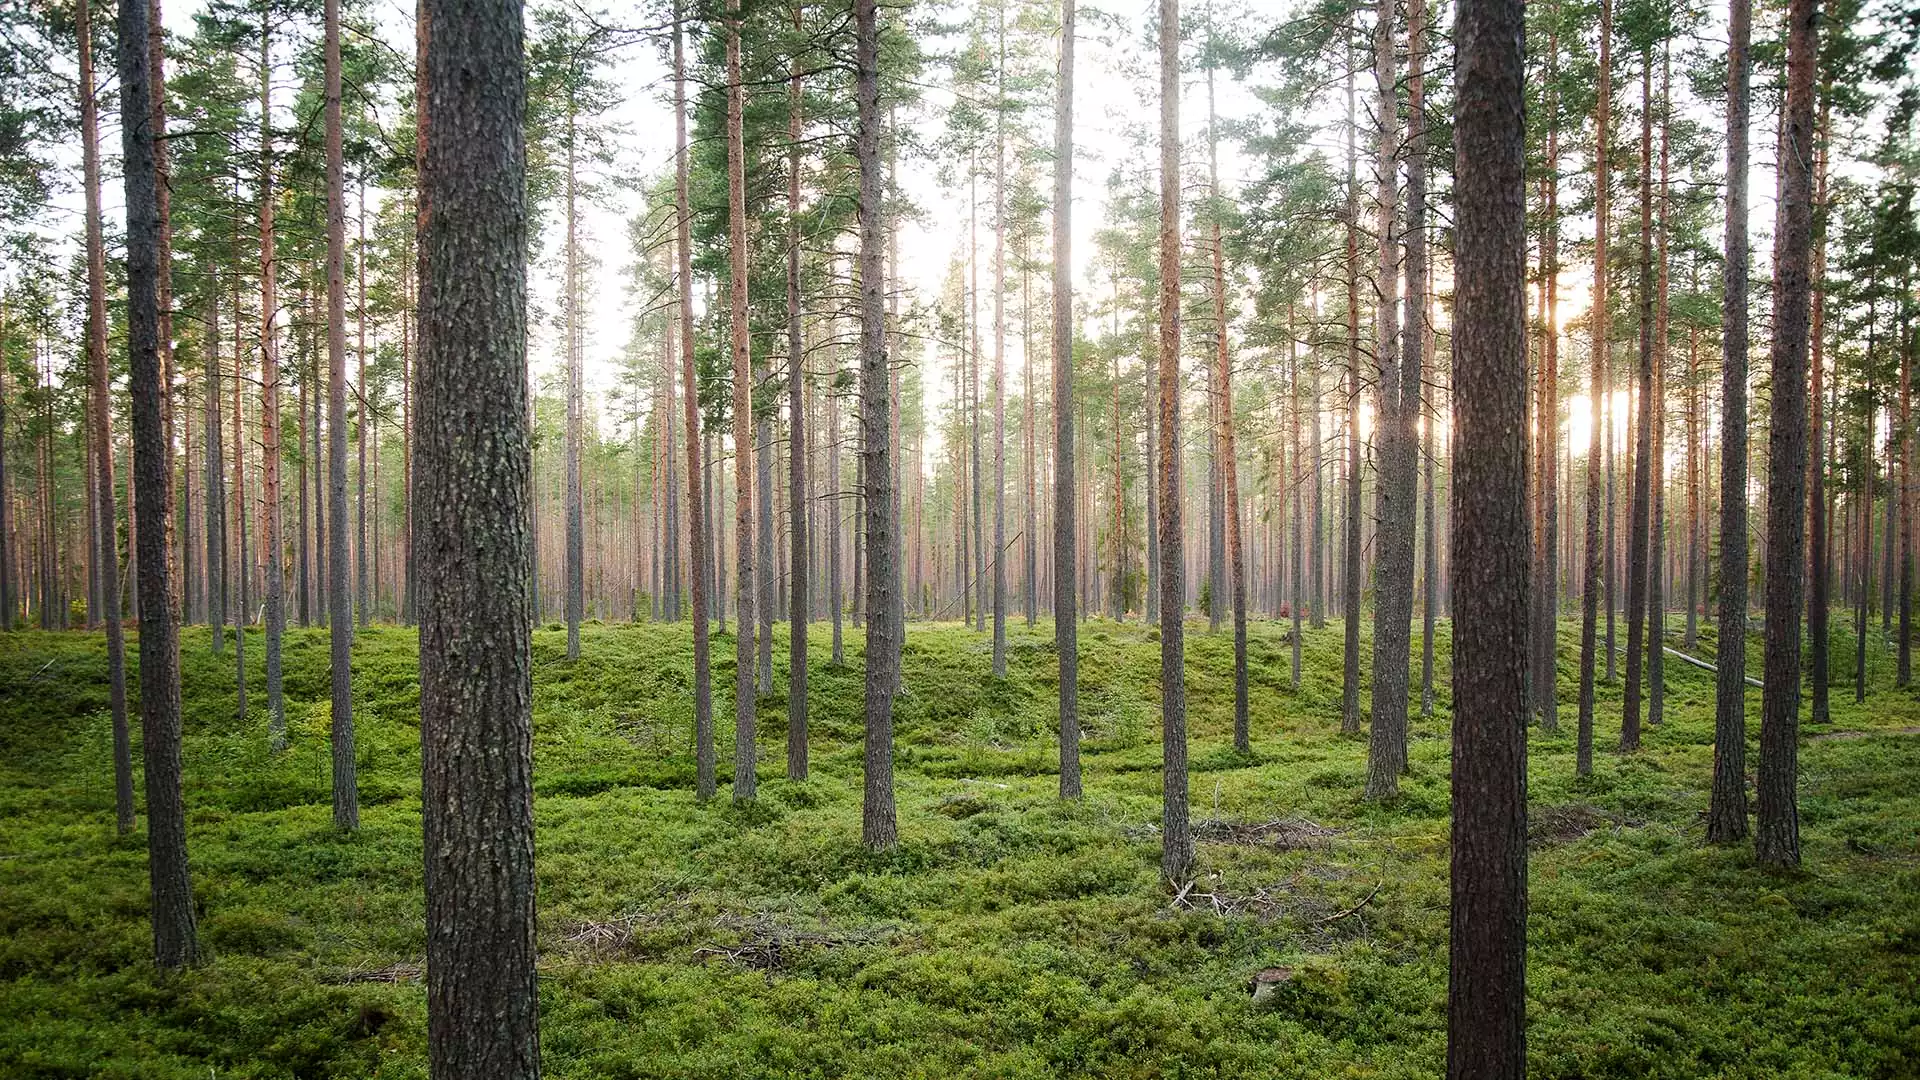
[1623,52,1655,753]
[1707,0,1752,844]
[726,0,758,801]
[1755,0,1817,868]
[120,0,199,969]
[416,0,540,1064]
[81,0,132,834]
[1447,0,1529,1068]
[1053,0,1081,800]
[1155,0,1192,883]
[854,0,899,850]
[259,19,287,749]
[325,0,357,828]
[674,6,714,800]
[564,98,583,661]
[1340,55,1363,737]
[991,15,1009,667]
[1577,0,1613,777]
[786,19,810,779]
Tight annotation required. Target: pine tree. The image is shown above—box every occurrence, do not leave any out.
[416,0,540,1067]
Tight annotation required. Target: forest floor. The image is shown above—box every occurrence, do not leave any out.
[2,615,1917,1079]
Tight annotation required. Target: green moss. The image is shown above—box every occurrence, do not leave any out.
[0,619,1916,1078]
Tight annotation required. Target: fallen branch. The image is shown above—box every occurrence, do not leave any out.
[1313,881,1382,926]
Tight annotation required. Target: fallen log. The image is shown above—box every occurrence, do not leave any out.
[1663,646,1762,690]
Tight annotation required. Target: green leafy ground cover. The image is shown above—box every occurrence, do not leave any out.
[1,617,1915,1078]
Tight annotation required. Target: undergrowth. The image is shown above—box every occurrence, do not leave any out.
[0,616,1915,1078]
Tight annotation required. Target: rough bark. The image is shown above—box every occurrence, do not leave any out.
[673,6,714,801]
[259,19,287,748]
[325,0,357,829]
[854,0,898,850]
[1577,0,1612,777]
[1623,53,1655,753]
[787,21,809,779]
[1447,0,1529,1068]
[1648,52,1670,728]
[564,99,583,661]
[1367,0,1422,799]
[416,0,541,1067]
[357,187,368,629]
[1207,57,1247,752]
[1156,0,1192,884]
[119,0,199,969]
[1809,95,1830,718]
[1536,9,1561,728]
[1707,0,1753,844]
[991,10,1008,674]
[726,0,758,801]
[208,268,227,650]
[1756,0,1816,869]
[1053,0,1081,800]
[81,0,133,834]
[1340,56,1364,737]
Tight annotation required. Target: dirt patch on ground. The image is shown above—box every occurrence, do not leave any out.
[1194,817,1339,852]
[1529,802,1631,847]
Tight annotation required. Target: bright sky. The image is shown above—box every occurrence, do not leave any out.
[38,0,1885,471]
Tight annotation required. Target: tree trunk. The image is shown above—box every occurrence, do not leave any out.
[232,268,250,720]
[564,97,583,661]
[119,0,199,969]
[357,186,368,628]
[150,0,177,623]
[1366,0,1420,800]
[1707,0,1753,844]
[726,0,758,801]
[1340,54,1364,737]
[1535,10,1562,730]
[1623,52,1655,753]
[673,5,714,800]
[1156,0,1191,884]
[854,0,898,850]
[1206,56,1247,751]
[1808,94,1831,717]
[787,15,809,779]
[1901,267,1913,687]
[259,18,287,748]
[1647,50,1671,728]
[1053,0,1081,800]
[1756,0,1816,869]
[1447,0,1529,1068]
[325,0,357,828]
[989,12,1009,671]
[208,267,227,650]
[81,0,133,834]
[1577,0,1612,777]
[417,0,540,1067]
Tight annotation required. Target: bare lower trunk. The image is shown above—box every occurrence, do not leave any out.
[1053,0,1080,800]
[1707,0,1752,845]
[80,0,132,833]
[1577,0,1613,778]
[1447,0,1529,1067]
[324,0,358,829]
[787,25,809,779]
[1155,0,1191,884]
[726,0,758,801]
[854,0,898,850]
[1756,0,1816,870]
[416,0,540,1066]
[674,6,713,801]
[120,0,199,969]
